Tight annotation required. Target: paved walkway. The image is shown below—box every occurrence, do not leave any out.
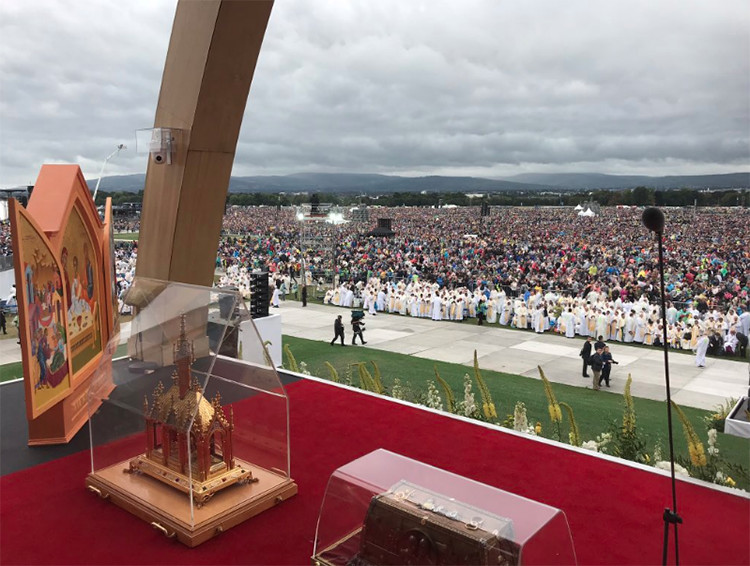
[0,338,22,367]
[279,301,749,411]
[2,302,747,410]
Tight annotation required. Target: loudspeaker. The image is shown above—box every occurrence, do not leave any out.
[377,218,393,230]
[250,272,270,319]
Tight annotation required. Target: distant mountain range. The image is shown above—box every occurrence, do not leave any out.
[86,171,749,194]
[499,172,750,190]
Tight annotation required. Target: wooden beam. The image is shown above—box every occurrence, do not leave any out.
[136,0,274,286]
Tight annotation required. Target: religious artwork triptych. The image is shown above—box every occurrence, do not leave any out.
[10,164,115,432]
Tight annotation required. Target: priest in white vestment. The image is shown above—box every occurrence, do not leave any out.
[693,333,709,367]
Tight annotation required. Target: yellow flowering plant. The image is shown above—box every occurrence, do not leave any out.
[538,366,563,442]
[473,351,498,421]
[608,376,650,464]
[673,401,748,488]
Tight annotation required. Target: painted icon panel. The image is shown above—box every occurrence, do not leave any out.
[105,203,120,338]
[16,209,71,414]
[61,205,103,375]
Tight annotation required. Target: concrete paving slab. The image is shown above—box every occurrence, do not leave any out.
[628,382,667,402]
[672,389,727,411]
[361,329,413,343]
[478,355,549,376]
[411,347,475,364]
[396,330,478,347]
[386,325,418,334]
[370,341,431,356]
[511,341,581,359]
[681,378,747,398]
[468,333,525,347]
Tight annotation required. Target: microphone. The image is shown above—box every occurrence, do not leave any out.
[642,207,665,234]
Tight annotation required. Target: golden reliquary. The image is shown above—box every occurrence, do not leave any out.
[127,315,256,507]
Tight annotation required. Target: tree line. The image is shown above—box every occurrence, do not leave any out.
[95,186,748,208]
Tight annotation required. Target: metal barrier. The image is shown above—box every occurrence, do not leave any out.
[0,255,13,271]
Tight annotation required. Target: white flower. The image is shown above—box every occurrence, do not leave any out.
[707,429,719,455]
[656,461,690,477]
[715,471,725,482]
[707,429,717,445]
[513,402,528,432]
[425,381,443,411]
[391,378,404,400]
[462,374,476,417]
[581,440,599,452]
[298,361,311,376]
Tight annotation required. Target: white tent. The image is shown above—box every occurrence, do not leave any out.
[578,208,596,217]
[574,204,583,211]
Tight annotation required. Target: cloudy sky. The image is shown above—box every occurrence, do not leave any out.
[1,0,748,188]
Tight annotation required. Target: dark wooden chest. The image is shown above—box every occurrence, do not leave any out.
[353,482,520,566]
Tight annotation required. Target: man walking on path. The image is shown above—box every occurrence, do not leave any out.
[330,315,346,346]
[599,345,618,388]
[590,346,605,390]
[351,316,366,345]
[594,335,606,352]
[580,336,593,377]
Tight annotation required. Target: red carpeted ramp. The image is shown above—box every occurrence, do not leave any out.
[1,378,748,565]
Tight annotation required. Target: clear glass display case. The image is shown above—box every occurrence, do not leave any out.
[313,449,576,565]
[85,277,296,547]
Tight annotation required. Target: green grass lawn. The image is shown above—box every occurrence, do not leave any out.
[0,361,23,382]
[0,343,129,384]
[114,232,139,241]
[283,335,750,489]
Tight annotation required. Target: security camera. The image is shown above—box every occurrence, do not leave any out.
[148,128,172,165]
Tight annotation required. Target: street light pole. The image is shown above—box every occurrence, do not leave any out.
[93,144,126,202]
[297,210,307,301]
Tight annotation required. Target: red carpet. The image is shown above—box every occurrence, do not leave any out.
[1,378,748,565]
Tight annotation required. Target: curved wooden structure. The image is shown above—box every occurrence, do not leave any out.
[136,0,274,286]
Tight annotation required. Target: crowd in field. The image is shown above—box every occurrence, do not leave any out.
[213,205,749,354]
[320,276,749,356]
[6,204,750,355]
[0,223,11,257]
[212,206,749,307]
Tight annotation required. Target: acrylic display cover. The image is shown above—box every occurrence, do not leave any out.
[85,277,296,546]
[313,449,576,565]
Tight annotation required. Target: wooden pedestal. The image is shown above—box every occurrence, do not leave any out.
[85,457,297,547]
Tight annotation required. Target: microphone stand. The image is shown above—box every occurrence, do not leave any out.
[642,207,682,565]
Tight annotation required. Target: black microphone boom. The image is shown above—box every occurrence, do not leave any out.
[642,206,682,565]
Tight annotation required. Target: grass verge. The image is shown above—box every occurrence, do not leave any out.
[0,361,23,382]
[0,343,129,384]
[114,233,139,241]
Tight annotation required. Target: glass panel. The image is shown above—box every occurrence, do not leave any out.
[87,277,289,534]
[313,449,576,565]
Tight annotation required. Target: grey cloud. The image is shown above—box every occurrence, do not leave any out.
[1,0,748,187]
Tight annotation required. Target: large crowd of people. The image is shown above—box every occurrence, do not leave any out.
[321,276,748,356]
[6,204,750,355]
[211,206,749,305]
[0,222,12,257]
[213,205,750,355]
